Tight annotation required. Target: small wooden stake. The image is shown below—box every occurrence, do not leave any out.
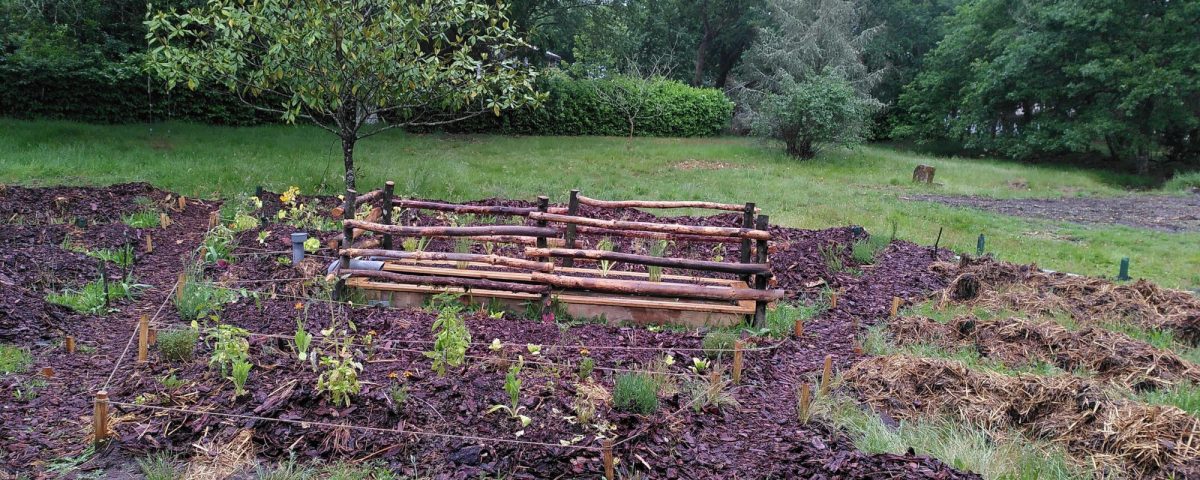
[149,326,157,345]
[159,212,172,228]
[793,318,804,338]
[177,196,187,211]
[830,292,838,309]
[208,211,219,229]
[41,367,54,378]
[176,272,187,303]
[65,336,76,354]
[137,314,149,363]
[93,391,109,446]
[602,439,614,480]
[890,296,902,318]
[819,354,833,395]
[732,339,745,384]
[798,383,811,423]
[144,233,153,253]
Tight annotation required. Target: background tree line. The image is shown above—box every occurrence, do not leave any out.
[2,0,1197,172]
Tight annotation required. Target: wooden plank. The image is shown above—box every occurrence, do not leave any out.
[530,272,786,302]
[344,220,559,238]
[572,226,743,244]
[577,194,757,213]
[528,212,770,240]
[381,260,738,286]
[344,248,554,272]
[525,247,770,275]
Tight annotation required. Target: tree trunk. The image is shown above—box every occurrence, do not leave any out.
[342,135,356,191]
[693,34,711,87]
[785,137,815,159]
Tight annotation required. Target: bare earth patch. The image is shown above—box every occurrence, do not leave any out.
[673,159,735,171]
[904,193,1200,232]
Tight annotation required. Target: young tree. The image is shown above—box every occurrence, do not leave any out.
[146,0,543,190]
[734,0,883,158]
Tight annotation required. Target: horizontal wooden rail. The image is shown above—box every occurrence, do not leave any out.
[354,189,385,206]
[527,212,770,240]
[344,219,559,238]
[577,195,758,213]
[393,199,568,216]
[573,226,742,244]
[524,247,769,276]
[343,249,555,272]
[469,235,566,247]
[341,269,551,295]
[529,272,785,302]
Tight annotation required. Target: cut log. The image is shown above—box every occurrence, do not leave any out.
[344,219,559,238]
[912,165,936,184]
[524,247,769,275]
[572,226,742,244]
[577,195,757,213]
[343,249,555,272]
[341,269,551,294]
[527,212,770,240]
[353,189,384,206]
[529,272,785,302]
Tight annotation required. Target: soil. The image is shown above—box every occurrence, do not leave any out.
[904,192,1200,232]
[1,184,975,478]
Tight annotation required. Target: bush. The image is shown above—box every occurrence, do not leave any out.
[1164,171,1200,192]
[751,74,878,158]
[613,372,659,414]
[158,328,199,362]
[702,331,739,360]
[440,70,732,137]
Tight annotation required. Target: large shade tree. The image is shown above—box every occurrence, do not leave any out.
[146,0,543,190]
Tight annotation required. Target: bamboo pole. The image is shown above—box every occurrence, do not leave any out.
[732,340,744,384]
[527,212,771,240]
[93,391,109,446]
[563,190,580,267]
[137,314,149,363]
[528,273,786,302]
[342,249,555,272]
[819,354,833,395]
[577,195,757,212]
[602,439,614,480]
[342,269,552,295]
[523,247,770,275]
[344,220,559,239]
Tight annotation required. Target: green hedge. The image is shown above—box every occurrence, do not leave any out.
[441,72,733,137]
[0,58,265,125]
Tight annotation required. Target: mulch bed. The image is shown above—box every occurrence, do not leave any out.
[0,184,979,478]
[903,192,1200,233]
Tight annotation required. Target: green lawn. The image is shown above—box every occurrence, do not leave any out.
[2,119,1197,289]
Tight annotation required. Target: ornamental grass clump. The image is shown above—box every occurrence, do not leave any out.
[613,372,659,414]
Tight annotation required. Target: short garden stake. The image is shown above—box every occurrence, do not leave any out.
[41,367,54,378]
[830,292,838,309]
[65,336,75,354]
[137,314,149,363]
[931,226,943,258]
[177,195,187,211]
[93,391,109,447]
[976,234,985,256]
[1118,257,1131,281]
[144,233,153,253]
[291,232,308,265]
[819,354,833,395]
[602,439,614,480]
[175,272,186,303]
[97,257,109,308]
[732,340,744,384]
[208,211,218,229]
[793,318,804,338]
[798,383,811,423]
[890,296,901,318]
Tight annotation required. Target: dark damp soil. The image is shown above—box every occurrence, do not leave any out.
[0,184,974,479]
[904,192,1200,232]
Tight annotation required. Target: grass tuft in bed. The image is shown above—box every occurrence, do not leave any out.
[137,452,180,480]
[614,372,660,414]
[158,327,200,362]
[0,344,32,374]
[764,301,825,338]
[123,210,161,229]
[45,275,142,314]
[701,331,739,360]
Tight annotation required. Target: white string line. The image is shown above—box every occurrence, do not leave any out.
[108,400,605,452]
[103,288,175,391]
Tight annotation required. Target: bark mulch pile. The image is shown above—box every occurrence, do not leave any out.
[847,355,1200,478]
[888,315,1200,391]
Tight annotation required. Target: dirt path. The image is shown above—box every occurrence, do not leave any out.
[904,192,1200,232]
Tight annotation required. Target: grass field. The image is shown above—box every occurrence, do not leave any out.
[2,119,1197,289]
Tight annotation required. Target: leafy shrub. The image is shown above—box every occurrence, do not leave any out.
[158,328,199,362]
[578,357,595,381]
[613,372,660,414]
[702,331,739,360]
[1165,171,1200,192]
[200,225,237,264]
[440,70,732,137]
[426,302,472,376]
[206,324,250,376]
[751,74,878,158]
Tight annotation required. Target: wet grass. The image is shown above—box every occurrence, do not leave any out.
[0,344,32,374]
[1,119,1197,289]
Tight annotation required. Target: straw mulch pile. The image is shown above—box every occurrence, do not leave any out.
[887,315,1200,391]
[846,355,1200,477]
[929,257,1200,345]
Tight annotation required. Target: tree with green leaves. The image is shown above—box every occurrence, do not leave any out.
[146,0,543,190]
[894,0,1200,171]
[734,0,882,158]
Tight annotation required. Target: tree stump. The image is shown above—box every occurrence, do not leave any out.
[913,164,936,184]
[950,273,981,301]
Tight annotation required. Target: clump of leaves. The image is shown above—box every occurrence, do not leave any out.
[45,275,144,314]
[689,357,711,375]
[123,210,162,229]
[0,344,33,374]
[687,368,739,413]
[219,194,263,232]
[136,452,180,480]
[819,243,846,273]
[402,236,431,252]
[613,372,659,414]
[207,324,250,377]
[88,244,136,270]
[647,239,671,282]
[487,356,531,426]
[175,268,239,321]
[158,373,186,389]
[231,358,252,398]
[426,301,471,376]
[293,317,312,363]
[157,327,199,362]
[596,237,616,276]
[578,356,595,381]
[316,346,363,407]
[765,301,825,338]
[200,225,237,264]
[850,235,889,265]
[454,237,473,269]
[12,378,47,402]
[388,384,409,413]
[701,331,738,360]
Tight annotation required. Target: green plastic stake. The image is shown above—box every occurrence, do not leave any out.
[1118,257,1131,281]
[976,234,985,256]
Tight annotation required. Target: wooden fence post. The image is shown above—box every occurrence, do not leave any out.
[602,439,614,480]
[381,181,395,250]
[732,339,745,384]
[830,292,838,310]
[739,202,755,286]
[819,354,833,395]
[890,296,901,318]
[798,383,812,423]
[65,336,76,354]
[535,196,552,320]
[563,189,580,267]
[752,215,770,328]
[793,318,804,338]
[137,314,149,363]
[93,391,109,447]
